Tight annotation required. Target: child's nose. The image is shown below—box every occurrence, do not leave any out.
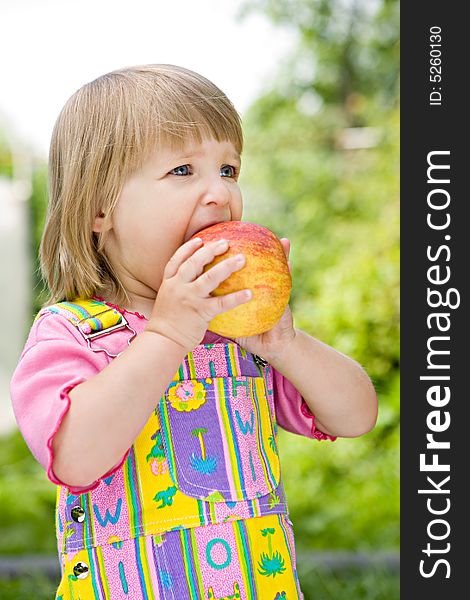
[199,177,231,206]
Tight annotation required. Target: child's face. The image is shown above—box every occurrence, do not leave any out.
[97,137,243,305]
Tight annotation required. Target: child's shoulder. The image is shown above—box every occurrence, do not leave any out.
[22,299,99,355]
[28,297,122,348]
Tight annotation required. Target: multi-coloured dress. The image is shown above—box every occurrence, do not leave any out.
[11,298,335,600]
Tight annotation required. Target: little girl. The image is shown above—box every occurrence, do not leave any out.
[11,64,377,600]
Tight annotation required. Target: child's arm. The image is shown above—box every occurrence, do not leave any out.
[51,331,187,488]
[235,238,377,439]
[266,328,377,438]
[52,237,252,489]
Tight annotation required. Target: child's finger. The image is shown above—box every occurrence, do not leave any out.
[194,253,247,296]
[177,239,230,282]
[279,238,292,273]
[279,237,290,259]
[163,237,204,279]
[205,288,252,318]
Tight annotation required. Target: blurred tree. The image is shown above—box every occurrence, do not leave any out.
[29,162,49,315]
[239,0,399,109]
[0,123,48,321]
[238,0,399,550]
[0,130,14,178]
[239,0,399,391]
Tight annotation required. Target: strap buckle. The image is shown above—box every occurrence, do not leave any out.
[77,309,137,357]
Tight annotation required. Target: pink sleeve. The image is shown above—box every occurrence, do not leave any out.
[272,367,336,441]
[10,312,129,494]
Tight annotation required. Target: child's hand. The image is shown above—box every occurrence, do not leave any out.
[147,237,252,353]
[234,238,297,363]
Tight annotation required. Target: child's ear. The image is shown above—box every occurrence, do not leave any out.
[92,211,111,233]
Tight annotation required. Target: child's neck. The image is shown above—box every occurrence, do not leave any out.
[94,288,152,320]
[122,297,153,320]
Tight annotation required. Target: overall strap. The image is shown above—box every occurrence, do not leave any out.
[38,298,136,357]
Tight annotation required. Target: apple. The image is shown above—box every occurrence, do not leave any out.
[193,221,292,338]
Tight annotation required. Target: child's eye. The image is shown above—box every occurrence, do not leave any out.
[169,164,191,176]
[220,165,238,178]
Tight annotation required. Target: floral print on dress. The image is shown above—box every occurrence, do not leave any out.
[167,379,208,412]
[146,430,168,476]
[159,376,280,502]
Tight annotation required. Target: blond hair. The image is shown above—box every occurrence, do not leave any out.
[40,64,243,306]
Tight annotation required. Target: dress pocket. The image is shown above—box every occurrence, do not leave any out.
[158,376,280,502]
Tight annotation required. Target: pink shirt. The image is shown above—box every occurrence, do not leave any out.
[10,302,334,494]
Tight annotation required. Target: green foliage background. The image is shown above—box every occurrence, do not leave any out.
[0,0,399,580]
[238,0,400,552]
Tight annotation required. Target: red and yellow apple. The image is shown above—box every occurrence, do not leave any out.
[192,221,292,338]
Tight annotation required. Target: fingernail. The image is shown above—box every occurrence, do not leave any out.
[217,239,228,246]
[235,254,245,264]
[244,290,252,299]
[193,237,202,244]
